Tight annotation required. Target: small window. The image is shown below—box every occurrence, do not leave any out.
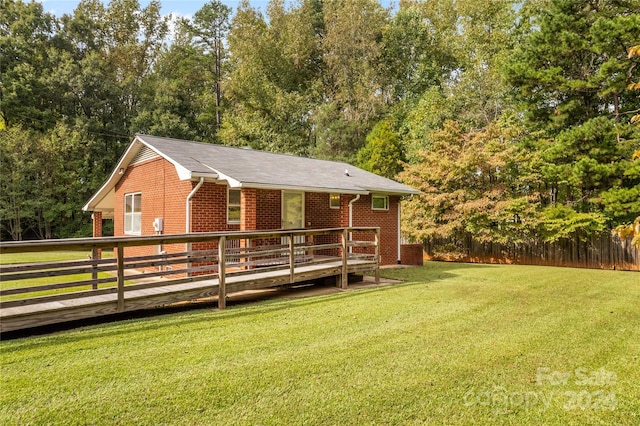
[329,193,340,209]
[124,193,142,234]
[228,188,241,224]
[372,195,389,211]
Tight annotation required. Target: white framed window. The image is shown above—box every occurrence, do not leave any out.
[372,195,389,211]
[124,193,142,234]
[329,193,340,209]
[227,188,241,224]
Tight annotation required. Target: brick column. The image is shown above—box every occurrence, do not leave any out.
[240,188,257,231]
[92,211,103,237]
[91,212,102,260]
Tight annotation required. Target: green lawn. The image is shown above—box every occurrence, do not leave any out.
[1,262,638,425]
[1,251,116,300]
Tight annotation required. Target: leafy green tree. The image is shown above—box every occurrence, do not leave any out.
[221,0,320,155]
[0,126,38,240]
[357,120,404,179]
[504,0,640,236]
[506,0,640,131]
[182,0,232,133]
[314,0,388,161]
[0,0,57,130]
[378,2,456,103]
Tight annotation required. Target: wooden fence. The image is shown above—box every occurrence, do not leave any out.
[421,232,639,271]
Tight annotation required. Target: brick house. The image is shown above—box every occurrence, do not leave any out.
[83,135,419,265]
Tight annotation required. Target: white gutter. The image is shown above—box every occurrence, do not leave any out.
[348,194,361,253]
[185,177,205,233]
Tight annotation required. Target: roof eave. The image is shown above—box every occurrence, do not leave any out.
[82,139,144,212]
[241,182,369,195]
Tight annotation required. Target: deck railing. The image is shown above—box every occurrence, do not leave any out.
[0,227,380,313]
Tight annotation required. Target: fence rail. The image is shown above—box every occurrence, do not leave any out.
[0,227,380,332]
[420,232,639,271]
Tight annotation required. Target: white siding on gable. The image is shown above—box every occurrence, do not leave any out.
[131,146,160,164]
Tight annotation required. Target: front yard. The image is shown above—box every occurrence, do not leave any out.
[1,262,638,425]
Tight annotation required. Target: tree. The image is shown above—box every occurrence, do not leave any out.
[182,0,232,133]
[377,1,456,103]
[0,126,37,240]
[221,0,320,155]
[0,0,57,130]
[506,0,640,131]
[314,0,389,161]
[399,119,541,244]
[505,0,640,234]
[356,120,404,179]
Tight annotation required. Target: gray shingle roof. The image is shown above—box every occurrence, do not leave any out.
[137,134,418,195]
[84,134,419,216]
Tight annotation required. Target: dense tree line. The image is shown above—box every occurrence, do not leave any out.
[1,0,638,243]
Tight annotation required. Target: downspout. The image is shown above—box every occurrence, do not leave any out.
[398,198,402,264]
[185,177,205,233]
[348,194,361,254]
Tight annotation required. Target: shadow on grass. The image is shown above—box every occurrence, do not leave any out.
[2,261,483,342]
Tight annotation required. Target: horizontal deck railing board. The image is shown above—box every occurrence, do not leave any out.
[1,276,118,297]
[0,227,380,332]
[0,257,115,273]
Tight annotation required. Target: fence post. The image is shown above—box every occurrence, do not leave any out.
[218,236,226,310]
[116,245,125,312]
[341,228,348,289]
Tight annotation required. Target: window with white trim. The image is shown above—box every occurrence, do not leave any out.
[124,193,142,234]
[228,188,241,224]
[329,193,340,209]
[372,195,389,211]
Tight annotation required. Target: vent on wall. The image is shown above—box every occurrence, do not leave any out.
[131,146,159,164]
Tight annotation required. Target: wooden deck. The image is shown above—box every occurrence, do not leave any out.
[1,228,380,333]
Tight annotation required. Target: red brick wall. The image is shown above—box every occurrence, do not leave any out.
[115,157,192,258]
[241,188,257,231]
[256,189,281,230]
[401,243,424,265]
[191,182,240,233]
[350,194,400,265]
[114,159,401,265]
[305,192,342,229]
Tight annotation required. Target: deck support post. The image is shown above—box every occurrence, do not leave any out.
[91,248,99,289]
[218,237,226,309]
[116,245,125,312]
[289,233,295,284]
[375,228,380,284]
[341,228,348,289]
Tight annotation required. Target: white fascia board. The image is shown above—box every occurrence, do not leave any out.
[215,170,242,188]
[82,140,142,211]
[242,182,369,195]
[362,188,421,196]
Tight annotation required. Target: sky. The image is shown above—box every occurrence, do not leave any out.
[40,1,395,19]
[40,1,274,19]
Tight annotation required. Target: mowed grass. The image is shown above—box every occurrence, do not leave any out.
[1,262,638,425]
